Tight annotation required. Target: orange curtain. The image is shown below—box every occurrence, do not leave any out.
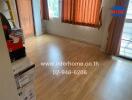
[105,0,129,55]
[61,0,102,28]
[41,0,49,20]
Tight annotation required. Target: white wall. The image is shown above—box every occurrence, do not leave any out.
[32,0,43,36]
[44,19,102,46]
[100,0,115,51]
[43,0,115,50]
[0,20,19,100]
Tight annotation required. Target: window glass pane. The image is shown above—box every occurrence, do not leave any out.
[126,0,132,19]
[48,0,59,18]
[120,0,132,58]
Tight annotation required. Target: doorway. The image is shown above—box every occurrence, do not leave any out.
[15,0,35,38]
[120,0,132,59]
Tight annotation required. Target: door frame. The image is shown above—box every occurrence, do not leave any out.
[15,0,36,36]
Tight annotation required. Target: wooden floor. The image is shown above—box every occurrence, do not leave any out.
[25,34,132,100]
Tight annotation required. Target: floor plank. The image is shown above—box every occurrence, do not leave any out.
[25,34,132,100]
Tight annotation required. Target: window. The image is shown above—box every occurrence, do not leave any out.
[61,0,102,28]
[126,0,132,19]
[120,0,132,58]
[48,0,59,18]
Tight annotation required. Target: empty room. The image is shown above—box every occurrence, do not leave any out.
[0,0,132,100]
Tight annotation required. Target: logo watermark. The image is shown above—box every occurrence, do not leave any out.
[111,1,128,16]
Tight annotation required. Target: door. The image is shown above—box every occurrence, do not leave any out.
[16,0,34,38]
[120,0,132,59]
